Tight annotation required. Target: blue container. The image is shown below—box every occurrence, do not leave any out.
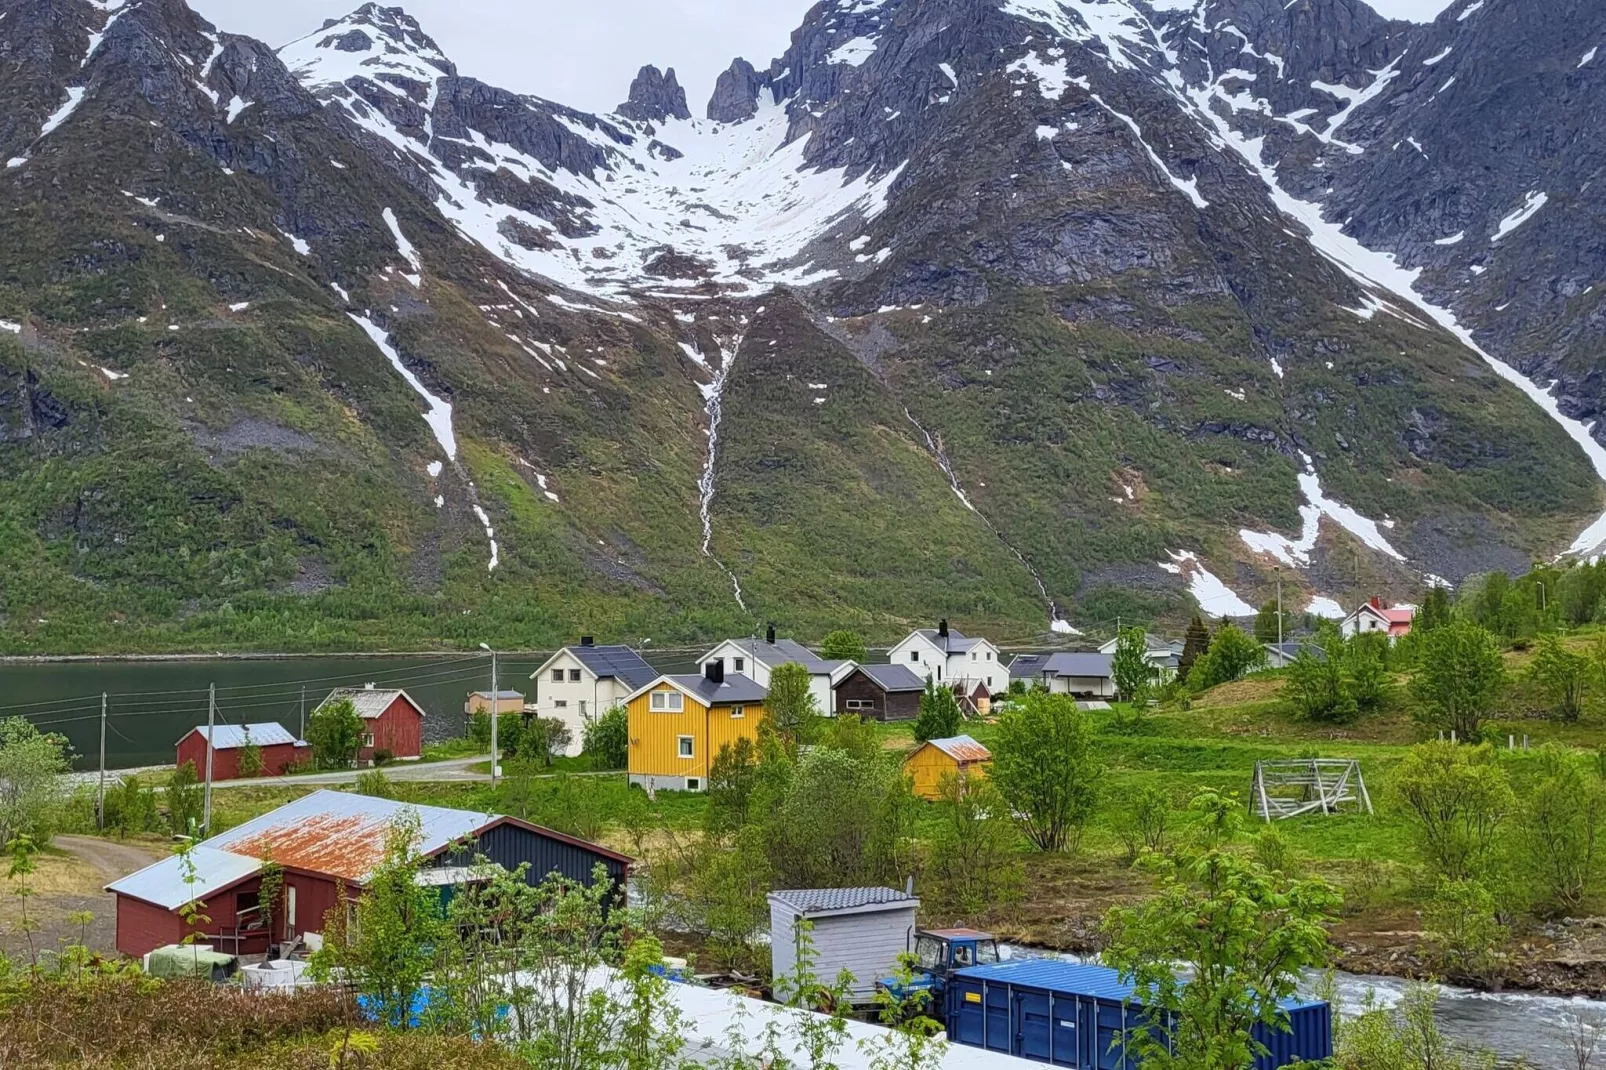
[944,960,1332,1070]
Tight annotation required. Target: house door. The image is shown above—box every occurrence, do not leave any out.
[284,885,297,939]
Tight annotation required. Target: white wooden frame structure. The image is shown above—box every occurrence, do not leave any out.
[1251,759,1373,822]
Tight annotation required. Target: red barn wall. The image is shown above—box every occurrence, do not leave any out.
[363,697,423,760]
[175,735,240,781]
[115,895,184,959]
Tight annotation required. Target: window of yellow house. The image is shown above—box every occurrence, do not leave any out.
[651,690,684,712]
[677,736,694,759]
[730,706,745,718]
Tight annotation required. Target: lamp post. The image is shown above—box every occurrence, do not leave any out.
[1275,566,1284,649]
[480,643,499,787]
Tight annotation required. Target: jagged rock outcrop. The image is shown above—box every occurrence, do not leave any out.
[707,58,767,122]
[616,64,690,123]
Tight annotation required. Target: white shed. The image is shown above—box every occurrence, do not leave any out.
[769,887,919,1002]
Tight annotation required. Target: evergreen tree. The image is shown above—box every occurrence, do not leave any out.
[1178,615,1211,683]
[1254,601,1284,645]
[914,677,963,743]
[1418,585,1453,633]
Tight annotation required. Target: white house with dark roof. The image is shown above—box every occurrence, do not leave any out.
[887,620,1002,692]
[529,638,658,755]
[1008,652,1116,698]
[699,625,854,714]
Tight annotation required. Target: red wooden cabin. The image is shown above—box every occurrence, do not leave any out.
[314,686,426,761]
[175,723,309,781]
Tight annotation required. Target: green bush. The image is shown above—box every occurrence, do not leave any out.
[582,706,629,771]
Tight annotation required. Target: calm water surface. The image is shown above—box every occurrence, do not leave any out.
[0,651,700,770]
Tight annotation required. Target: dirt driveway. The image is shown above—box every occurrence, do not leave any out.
[0,835,165,962]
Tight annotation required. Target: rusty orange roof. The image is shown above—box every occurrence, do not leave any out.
[209,789,492,883]
[923,735,992,764]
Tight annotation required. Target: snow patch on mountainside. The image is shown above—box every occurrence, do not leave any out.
[1172,72,1606,559]
[1491,191,1548,242]
[349,313,457,462]
[1161,552,1254,617]
[285,17,907,303]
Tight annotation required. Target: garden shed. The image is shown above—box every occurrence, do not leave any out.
[768,887,919,1002]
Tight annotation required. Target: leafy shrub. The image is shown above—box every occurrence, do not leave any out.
[914,677,962,744]
[582,705,628,770]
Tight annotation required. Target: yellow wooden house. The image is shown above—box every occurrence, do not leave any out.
[905,735,992,801]
[625,666,768,792]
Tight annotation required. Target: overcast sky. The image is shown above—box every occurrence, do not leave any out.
[191,0,1461,116]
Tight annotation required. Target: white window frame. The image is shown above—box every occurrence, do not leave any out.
[910,650,920,662]
[686,777,701,791]
[729,706,745,719]
[651,690,684,713]
[846,699,874,712]
[734,657,746,672]
[551,669,564,683]
[677,735,695,759]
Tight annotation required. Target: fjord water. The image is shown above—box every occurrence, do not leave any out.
[0,652,699,770]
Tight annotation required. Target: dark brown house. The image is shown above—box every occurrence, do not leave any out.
[835,664,926,722]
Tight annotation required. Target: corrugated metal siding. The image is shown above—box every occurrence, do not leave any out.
[771,901,918,1000]
[945,962,1331,1070]
[627,691,765,783]
[447,823,628,895]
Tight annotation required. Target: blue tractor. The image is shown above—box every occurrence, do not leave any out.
[878,928,1002,1009]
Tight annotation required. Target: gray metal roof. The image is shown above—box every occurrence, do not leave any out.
[570,645,658,689]
[1009,652,1114,679]
[768,887,917,914]
[316,687,426,720]
[179,723,305,750]
[718,637,841,676]
[851,663,926,692]
[108,789,500,909]
[1266,641,1328,663]
[661,673,769,705]
[469,690,526,701]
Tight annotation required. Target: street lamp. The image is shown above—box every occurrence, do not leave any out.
[1275,566,1284,649]
[479,643,499,787]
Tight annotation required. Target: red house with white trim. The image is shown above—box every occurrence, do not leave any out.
[175,723,309,781]
[1341,597,1416,641]
[106,789,631,960]
[313,686,426,762]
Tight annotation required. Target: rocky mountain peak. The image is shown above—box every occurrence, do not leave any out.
[707,57,769,123]
[280,2,457,92]
[616,64,691,122]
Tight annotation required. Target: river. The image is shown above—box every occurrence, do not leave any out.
[0,651,701,771]
[1011,945,1599,1067]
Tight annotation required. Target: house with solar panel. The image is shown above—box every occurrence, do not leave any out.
[175,723,309,781]
[313,686,426,762]
[105,789,631,960]
[698,624,856,714]
[529,638,659,756]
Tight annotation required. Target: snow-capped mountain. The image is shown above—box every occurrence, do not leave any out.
[0,0,1601,649]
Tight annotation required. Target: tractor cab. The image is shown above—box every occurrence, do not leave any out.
[881,928,1000,1004]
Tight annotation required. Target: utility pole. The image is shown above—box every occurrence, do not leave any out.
[202,683,215,836]
[97,693,107,831]
[481,644,499,787]
[299,686,306,741]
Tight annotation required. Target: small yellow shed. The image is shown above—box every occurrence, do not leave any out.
[905,735,992,801]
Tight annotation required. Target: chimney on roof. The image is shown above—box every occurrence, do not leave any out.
[581,636,595,647]
[938,619,950,638]
[766,622,777,645]
[1368,597,1384,611]
[364,682,377,690]
[706,660,725,684]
